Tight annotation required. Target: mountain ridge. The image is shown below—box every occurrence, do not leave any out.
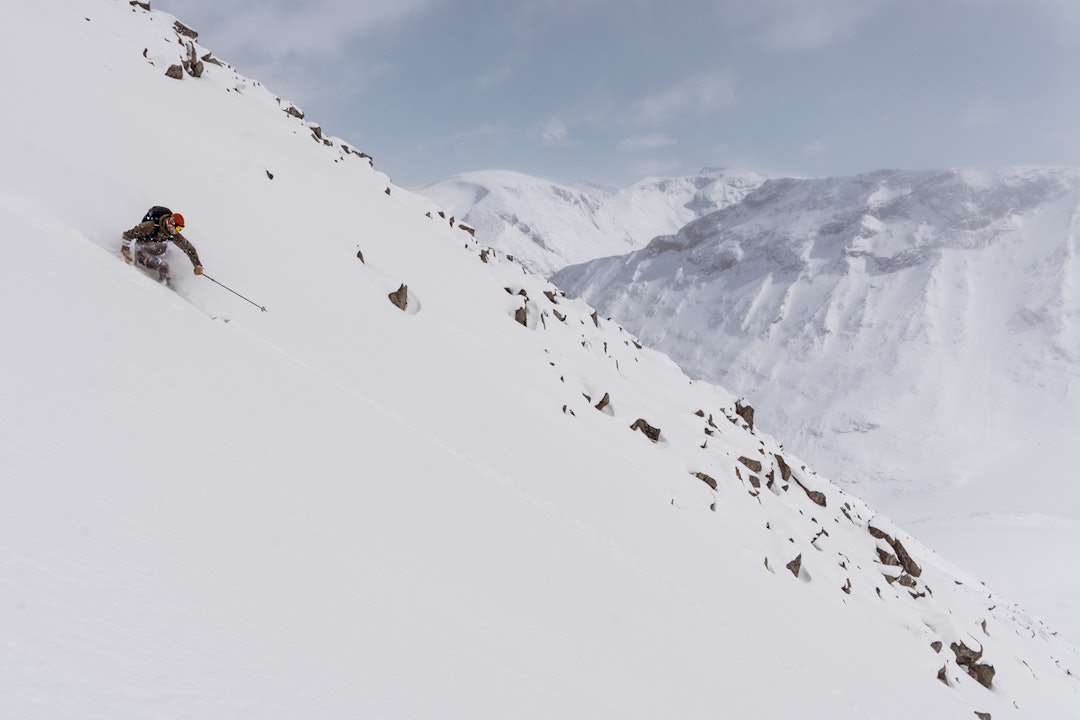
[416,167,768,275]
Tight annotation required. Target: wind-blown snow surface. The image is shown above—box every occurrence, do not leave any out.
[2,3,1079,718]
[416,168,766,276]
[554,168,1080,640]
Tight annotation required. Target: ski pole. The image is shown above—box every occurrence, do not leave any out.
[202,272,267,312]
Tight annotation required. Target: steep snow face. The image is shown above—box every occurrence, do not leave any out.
[416,168,767,275]
[2,4,1080,719]
[554,167,1080,635]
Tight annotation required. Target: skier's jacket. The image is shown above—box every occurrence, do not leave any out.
[122,214,202,268]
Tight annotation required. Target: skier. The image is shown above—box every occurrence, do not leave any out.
[121,207,203,285]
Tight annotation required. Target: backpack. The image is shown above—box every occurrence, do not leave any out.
[142,206,172,224]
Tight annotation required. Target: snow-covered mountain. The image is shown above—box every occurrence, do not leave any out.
[2,3,1079,718]
[554,167,1080,639]
[416,168,766,275]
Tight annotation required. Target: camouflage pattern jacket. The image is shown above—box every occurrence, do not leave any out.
[122,216,202,268]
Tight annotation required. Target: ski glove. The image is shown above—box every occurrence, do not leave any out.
[194,265,203,275]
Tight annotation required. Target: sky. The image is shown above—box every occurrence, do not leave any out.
[164,0,1080,188]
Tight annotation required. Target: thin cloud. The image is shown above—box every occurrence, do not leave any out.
[540,116,570,145]
[717,0,891,51]
[632,71,737,128]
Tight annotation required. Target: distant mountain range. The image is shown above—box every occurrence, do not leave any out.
[422,166,1080,639]
[552,166,1080,506]
[416,168,767,275]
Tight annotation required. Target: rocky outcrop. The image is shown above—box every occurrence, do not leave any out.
[388,283,408,311]
[693,472,717,490]
[950,640,996,689]
[868,525,922,578]
[735,399,755,431]
[630,418,660,442]
[737,456,763,473]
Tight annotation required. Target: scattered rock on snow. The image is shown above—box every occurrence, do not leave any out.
[173,20,197,39]
[738,456,763,473]
[735,399,755,431]
[388,283,408,311]
[630,418,661,442]
[950,640,996,688]
[693,472,718,490]
[868,525,922,578]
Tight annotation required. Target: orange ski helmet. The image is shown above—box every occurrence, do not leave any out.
[170,213,185,230]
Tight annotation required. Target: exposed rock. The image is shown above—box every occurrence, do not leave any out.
[868,525,922,578]
[388,283,408,311]
[735,399,755,431]
[970,663,996,689]
[356,250,365,263]
[937,665,950,686]
[165,64,184,79]
[173,20,198,39]
[786,554,802,577]
[129,1,150,10]
[774,453,793,482]
[951,640,995,688]
[876,548,900,567]
[693,472,717,490]
[737,456,763,473]
[590,310,600,327]
[594,392,610,412]
[514,306,528,326]
[794,477,828,507]
[283,104,305,120]
[630,418,661,442]
[931,641,943,653]
[182,42,203,77]
[974,712,991,720]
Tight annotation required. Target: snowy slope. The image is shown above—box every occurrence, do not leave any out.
[554,167,1080,639]
[1,3,1078,719]
[416,168,766,275]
